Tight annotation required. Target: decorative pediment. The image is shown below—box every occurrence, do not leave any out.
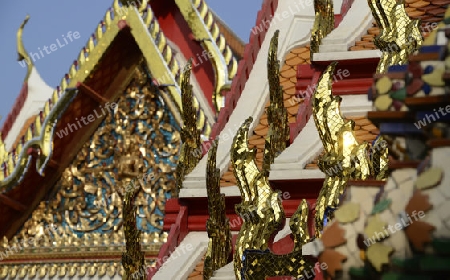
[0,63,181,278]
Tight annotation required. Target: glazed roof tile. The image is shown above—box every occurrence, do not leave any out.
[220,46,310,187]
[187,255,205,279]
[350,1,450,51]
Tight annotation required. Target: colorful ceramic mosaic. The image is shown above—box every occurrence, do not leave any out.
[371,53,446,112]
[316,147,450,279]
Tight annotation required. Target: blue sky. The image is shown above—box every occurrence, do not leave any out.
[0,0,261,127]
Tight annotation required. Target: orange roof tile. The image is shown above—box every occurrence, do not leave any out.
[220,46,311,187]
[187,256,205,279]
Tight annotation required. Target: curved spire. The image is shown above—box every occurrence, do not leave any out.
[138,0,148,13]
[263,30,290,176]
[174,62,202,194]
[17,15,33,81]
[115,0,149,14]
[368,0,422,73]
[311,0,335,60]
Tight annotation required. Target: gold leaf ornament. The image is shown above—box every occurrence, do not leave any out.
[231,31,289,280]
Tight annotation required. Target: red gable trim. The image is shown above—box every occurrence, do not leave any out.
[335,0,355,27]
[1,83,28,141]
[205,0,279,152]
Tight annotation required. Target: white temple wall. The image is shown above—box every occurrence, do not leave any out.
[182,0,316,197]
[4,68,54,151]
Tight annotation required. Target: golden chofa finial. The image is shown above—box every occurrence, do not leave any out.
[263,30,290,176]
[117,0,148,13]
[17,15,33,81]
[113,0,122,16]
[368,0,422,73]
[174,61,202,194]
[310,0,335,60]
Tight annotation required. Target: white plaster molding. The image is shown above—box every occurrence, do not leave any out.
[270,94,372,180]
[318,0,374,53]
[339,94,374,116]
[211,262,235,280]
[4,68,54,151]
[437,29,447,45]
[334,0,344,14]
[153,232,209,280]
[182,0,316,195]
[314,49,381,62]
[180,185,240,197]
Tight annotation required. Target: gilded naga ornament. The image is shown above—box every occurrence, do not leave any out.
[368,0,422,73]
[231,30,291,280]
[203,139,232,280]
[241,200,314,279]
[175,63,202,194]
[311,62,388,237]
[310,0,334,60]
[263,30,290,176]
[116,0,148,13]
[121,185,145,280]
[231,117,285,280]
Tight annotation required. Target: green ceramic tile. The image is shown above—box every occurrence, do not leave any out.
[389,88,407,101]
[420,255,450,271]
[432,239,450,255]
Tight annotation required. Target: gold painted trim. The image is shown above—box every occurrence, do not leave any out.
[311,62,388,237]
[0,246,160,261]
[0,89,78,191]
[126,7,211,134]
[138,0,149,13]
[1,8,122,191]
[126,10,183,124]
[0,261,138,278]
[175,0,237,113]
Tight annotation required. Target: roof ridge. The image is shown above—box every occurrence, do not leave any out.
[205,0,279,149]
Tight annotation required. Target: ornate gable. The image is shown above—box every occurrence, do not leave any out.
[0,63,181,278]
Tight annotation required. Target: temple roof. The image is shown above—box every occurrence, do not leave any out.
[0,0,241,243]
